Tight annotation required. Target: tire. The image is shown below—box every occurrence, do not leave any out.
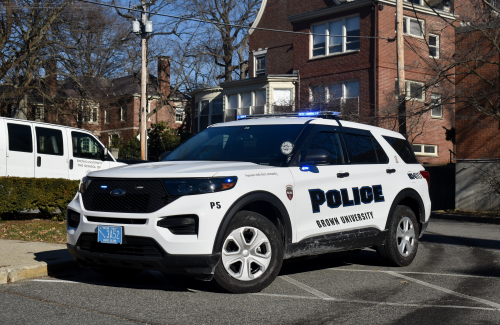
[92,267,141,278]
[377,205,419,267]
[214,210,284,293]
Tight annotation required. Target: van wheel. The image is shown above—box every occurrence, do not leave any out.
[377,205,419,267]
[214,211,284,293]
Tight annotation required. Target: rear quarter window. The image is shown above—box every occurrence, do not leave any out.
[382,136,419,164]
[343,132,389,164]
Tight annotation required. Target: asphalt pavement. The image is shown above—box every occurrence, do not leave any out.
[0,218,499,324]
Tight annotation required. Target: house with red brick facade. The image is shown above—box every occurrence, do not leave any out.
[1,57,190,150]
[192,0,456,165]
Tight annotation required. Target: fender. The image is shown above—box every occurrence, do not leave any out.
[384,188,426,235]
[212,191,293,254]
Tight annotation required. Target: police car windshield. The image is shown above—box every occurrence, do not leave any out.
[163,124,305,166]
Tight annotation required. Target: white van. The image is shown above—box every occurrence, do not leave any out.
[0,117,125,180]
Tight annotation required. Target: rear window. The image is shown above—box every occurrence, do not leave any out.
[383,136,419,164]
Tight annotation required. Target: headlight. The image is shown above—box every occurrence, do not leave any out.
[163,177,237,196]
[79,177,92,194]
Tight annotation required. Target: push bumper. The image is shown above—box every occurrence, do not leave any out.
[67,242,220,277]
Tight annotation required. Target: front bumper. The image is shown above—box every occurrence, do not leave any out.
[67,239,220,276]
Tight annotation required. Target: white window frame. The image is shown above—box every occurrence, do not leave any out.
[309,79,360,114]
[76,100,99,124]
[310,14,360,59]
[430,93,442,118]
[255,55,266,77]
[412,143,438,157]
[104,109,110,123]
[398,79,425,102]
[120,106,127,122]
[429,33,439,59]
[403,16,425,38]
[34,105,44,121]
[175,107,185,124]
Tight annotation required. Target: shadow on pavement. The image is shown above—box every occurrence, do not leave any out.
[421,233,500,250]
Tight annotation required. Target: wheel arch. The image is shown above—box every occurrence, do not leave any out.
[384,188,426,233]
[212,191,293,254]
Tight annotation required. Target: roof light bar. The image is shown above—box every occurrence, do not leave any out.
[236,111,340,120]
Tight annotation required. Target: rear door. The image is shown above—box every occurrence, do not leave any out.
[341,128,395,231]
[34,126,68,179]
[6,121,35,177]
[67,129,110,180]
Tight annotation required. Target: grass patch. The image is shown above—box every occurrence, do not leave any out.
[0,219,66,244]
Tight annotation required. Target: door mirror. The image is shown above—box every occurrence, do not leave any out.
[302,149,331,165]
[102,147,109,161]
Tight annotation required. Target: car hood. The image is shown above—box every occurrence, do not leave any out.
[87,161,277,178]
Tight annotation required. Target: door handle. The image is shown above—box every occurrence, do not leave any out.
[37,156,41,167]
[386,168,396,174]
[69,159,73,170]
[337,172,350,178]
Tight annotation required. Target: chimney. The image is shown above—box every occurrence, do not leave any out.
[158,56,171,101]
[45,59,57,97]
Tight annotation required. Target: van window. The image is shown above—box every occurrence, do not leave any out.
[344,133,389,164]
[36,127,64,156]
[8,123,33,153]
[71,131,104,160]
[383,136,419,164]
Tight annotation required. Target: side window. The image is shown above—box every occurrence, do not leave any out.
[344,133,381,164]
[373,137,389,163]
[302,132,344,165]
[71,131,104,160]
[383,136,419,164]
[7,123,33,153]
[35,127,64,156]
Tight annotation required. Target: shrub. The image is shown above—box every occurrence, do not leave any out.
[0,177,79,220]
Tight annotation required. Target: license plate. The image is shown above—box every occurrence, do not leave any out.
[97,225,123,244]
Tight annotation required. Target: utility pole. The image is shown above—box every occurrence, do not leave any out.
[396,0,406,136]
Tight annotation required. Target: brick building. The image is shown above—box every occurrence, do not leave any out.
[1,57,190,148]
[245,0,456,164]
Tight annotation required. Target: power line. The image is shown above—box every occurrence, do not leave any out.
[76,0,394,40]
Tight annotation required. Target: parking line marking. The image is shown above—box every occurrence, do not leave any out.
[385,271,500,310]
[329,268,499,279]
[253,293,499,311]
[279,275,334,299]
[31,279,77,283]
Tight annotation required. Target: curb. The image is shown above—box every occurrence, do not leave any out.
[431,213,500,225]
[0,260,77,285]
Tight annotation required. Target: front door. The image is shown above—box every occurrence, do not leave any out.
[67,130,110,180]
[6,122,35,177]
[34,126,68,179]
[289,125,361,242]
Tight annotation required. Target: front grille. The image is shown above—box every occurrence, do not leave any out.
[78,233,165,258]
[81,178,178,213]
[86,216,147,225]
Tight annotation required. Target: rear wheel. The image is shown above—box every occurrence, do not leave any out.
[214,211,284,293]
[377,205,419,266]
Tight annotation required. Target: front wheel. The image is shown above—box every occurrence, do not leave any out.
[214,211,284,293]
[377,205,419,267]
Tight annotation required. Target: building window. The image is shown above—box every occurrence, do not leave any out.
[120,106,127,121]
[412,144,438,157]
[34,106,44,121]
[211,100,224,124]
[404,0,422,5]
[255,55,266,76]
[175,107,184,123]
[396,79,425,101]
[104,109,110,123]
[310,80,360,113]
[255,90,266,107]
[403,16,424,38]
[429,34,439,58]
[199,100,209,132]
[430,93,442,118]
[241,92,252,108]
[227,94,239,110]
[311,16,360,58]
[77,105,99,124]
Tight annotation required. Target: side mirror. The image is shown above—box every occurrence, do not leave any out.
[302,149,331,165]
[103,147,109,161]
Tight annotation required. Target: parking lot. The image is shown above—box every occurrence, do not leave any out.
[1,218,499,325]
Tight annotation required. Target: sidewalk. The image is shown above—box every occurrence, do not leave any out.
[431,211,500,225]
[0,239,76,284]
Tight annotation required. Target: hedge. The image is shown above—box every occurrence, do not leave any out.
[0,177,79,219]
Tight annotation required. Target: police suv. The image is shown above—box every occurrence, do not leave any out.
[66,112,431,293]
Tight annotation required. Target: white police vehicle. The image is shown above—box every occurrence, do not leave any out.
[66,112,431,293]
